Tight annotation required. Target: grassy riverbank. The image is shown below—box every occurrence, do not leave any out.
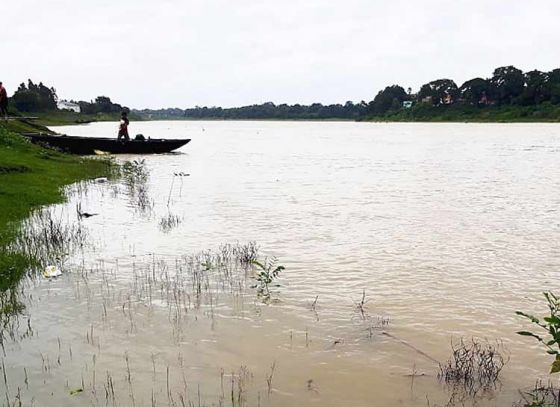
[7,110,141,127]
[3,117,55,134]
[0,124,115,291]
[5,105,137,129]
[30,111,121,126]
[11,105,560,125]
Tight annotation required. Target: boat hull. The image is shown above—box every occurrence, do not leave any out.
[22,133,190,155]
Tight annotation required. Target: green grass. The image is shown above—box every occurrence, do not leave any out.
[368,102,560,122]
[15,110,141,126]
[5,105,142,128]
[31,111,122,125]
[0,124,115,292]
[2,118,54,134]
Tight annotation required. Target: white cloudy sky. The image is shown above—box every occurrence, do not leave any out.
[2,0,559,108]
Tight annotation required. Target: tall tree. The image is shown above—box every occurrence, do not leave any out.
[10,79,58,112]
[95,96,118,113]
[521,70,549,105]
[459,78,493,105]
[489,66,525,105]
[37,82,57,110]
[368,85,408,115]
[546,68,560,104]
[417,79,458,106]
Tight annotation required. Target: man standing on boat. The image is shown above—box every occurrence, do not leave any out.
[117,111,130,141]
[0,82,8,120]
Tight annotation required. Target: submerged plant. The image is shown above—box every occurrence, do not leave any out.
[354,289,368,320]
[122,159,148,183]
[516,292,560,407]
[159,213,181,233]
[121,159,153,215]
[251,258,284,299]
[12,207,87,268]
[438,338,507,396]
[516,292,560,374]
[515,380,560,407]
[234,241,259,266]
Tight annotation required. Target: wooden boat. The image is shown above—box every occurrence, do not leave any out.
[21,133,190,155]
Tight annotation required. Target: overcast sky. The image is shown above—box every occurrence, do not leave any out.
[3,0,559,109]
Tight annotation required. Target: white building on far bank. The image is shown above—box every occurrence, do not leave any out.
[57,100,81,113]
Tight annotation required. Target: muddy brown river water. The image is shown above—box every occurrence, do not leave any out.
[3,121,560,406]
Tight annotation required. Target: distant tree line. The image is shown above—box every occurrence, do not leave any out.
[9,66,560,120]
[137,101,368,120]
[8,80,127,114]
[77,96,126,115]
[366,66,560,116]
[135,65,560,120]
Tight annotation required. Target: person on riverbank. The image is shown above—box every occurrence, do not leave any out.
[0,82,8,120]
[117,111,130,141]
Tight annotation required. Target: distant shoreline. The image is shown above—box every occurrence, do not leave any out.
[133,103,560,124]
[8,65,560,127]
[131,117,560,123]
[6,108,560,134]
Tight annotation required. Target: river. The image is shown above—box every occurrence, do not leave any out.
[3,121,560,406]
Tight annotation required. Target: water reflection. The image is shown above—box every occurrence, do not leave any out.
[159,212,182,233]
[121,159,154,216]
[1,199,92,349]
[12,207,88,267]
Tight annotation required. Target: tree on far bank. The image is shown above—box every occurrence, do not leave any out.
[459,78,493,105]
[78,96,124,115]
[546,68,560,104]
[94,96,122,113]
[490,66,525,105]
[368,85,408,115]
[417,79,459,105]
[521,70,549,105]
